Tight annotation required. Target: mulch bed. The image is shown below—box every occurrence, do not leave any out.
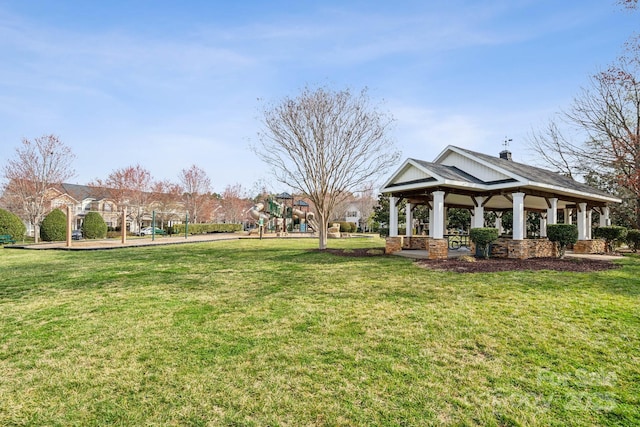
[416,257,619,273]
[321,248,620,273]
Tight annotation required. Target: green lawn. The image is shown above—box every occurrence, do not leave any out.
[1,237,638,426]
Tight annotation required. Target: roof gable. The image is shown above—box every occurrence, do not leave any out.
[436,150,514,183]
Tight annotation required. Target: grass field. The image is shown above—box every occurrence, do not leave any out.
[1,237,639,426]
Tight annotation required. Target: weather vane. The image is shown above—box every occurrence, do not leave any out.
[503,137,512,150]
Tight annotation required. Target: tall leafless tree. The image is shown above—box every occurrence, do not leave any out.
[150,180,183,228]
[354,182,378,232]
[178,164,211,224]
[529,3,640,226]
[2,135,75,242]
[92,164,153,232]
[529,59,640,225]
[220,183,249,224]
[255,86,400,249]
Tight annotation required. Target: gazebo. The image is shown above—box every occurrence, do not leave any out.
[380,145,622,259]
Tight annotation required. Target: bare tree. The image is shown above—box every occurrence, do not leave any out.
[150,180,183,228]
[92,165,153,232]
[619,0,638,10]
[527,119,585,178]
[255,86,400,249]
[2,135,75,242]
[529,62,640,225]
[354,182,378,232]
[178,164,211,224]
[220,184,250,224]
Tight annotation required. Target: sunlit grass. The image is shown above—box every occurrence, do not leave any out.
[1,238,639,426]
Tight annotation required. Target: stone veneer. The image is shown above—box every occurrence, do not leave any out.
[387,236,568,260]
[573,239,606,254]
[427,238,448,260]
[490,238,557,259]
[385,237,403,254]
[402,236,428,250]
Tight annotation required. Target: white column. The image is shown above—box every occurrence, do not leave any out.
[432,191,445,239]
[494,212,504,235]
[564,208,573,224]
[443,207,448,234]
[577,202,588,240]
[405,202,413,237]
[540,212,548,238]
[586,209,593,239]
[600,206,610,227]
[428,207,434,236]
[389,196,398,237]
[472,196,485,229]
[512,192,525,240]
[547,198,558,225]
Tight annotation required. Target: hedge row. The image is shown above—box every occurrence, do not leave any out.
[170,223,242,234]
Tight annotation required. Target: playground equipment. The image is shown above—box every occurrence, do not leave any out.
[248,199,318,233]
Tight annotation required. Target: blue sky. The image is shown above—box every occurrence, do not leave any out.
[0,1,637,194]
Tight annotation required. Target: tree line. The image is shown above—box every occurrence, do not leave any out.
[0,135,263,242]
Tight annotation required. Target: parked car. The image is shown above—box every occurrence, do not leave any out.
[72,229,83,240]
[139,227,167,236]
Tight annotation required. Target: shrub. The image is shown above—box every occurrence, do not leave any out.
[626,229,640,252]
[594,226,627,253]
[40,209,67,242]
[0,208,26,242]
[338,222,357,233]
[547,224,578,258]
[171,223,242,235]
[469,228,499,258]
[82,212,108,239]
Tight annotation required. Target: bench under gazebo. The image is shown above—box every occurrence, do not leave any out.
[380,145,621,259]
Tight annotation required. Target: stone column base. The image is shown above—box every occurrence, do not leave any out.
[428,238,448,260]
[385,237,403,254]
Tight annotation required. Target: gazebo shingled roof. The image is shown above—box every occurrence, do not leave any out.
[381,145,620,211]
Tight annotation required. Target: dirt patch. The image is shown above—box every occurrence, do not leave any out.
[416,257,619,273]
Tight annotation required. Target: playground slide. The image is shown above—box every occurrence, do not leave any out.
[292,208,318,231]
[248,203,270,221]
[248,203,318,232]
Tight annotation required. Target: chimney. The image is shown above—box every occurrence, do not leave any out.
[499,150,512,161]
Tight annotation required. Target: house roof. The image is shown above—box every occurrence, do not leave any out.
[52,183,110,202]
[381,145,621,211]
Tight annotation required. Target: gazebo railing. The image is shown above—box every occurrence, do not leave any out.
[444,234,470,250]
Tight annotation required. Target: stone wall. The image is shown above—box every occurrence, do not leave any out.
[490,238,557,259]
[428,238,448,260]
[574,239,606,254]
[402,236,428,250]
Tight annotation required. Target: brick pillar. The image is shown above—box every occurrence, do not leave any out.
[385,236,403,254]
[428,238,448,260]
